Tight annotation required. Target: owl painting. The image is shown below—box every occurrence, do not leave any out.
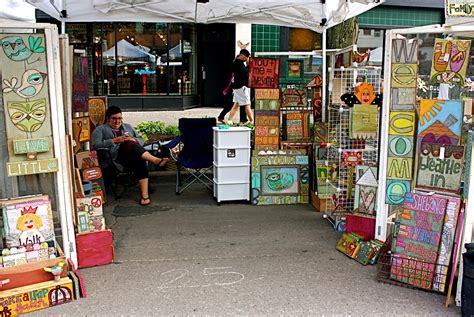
[7,99,47,134]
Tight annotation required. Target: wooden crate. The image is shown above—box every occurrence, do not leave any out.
[310,191,332,212]
[0,277,74,316]
[76,229,114,268]
[0,245,67,291]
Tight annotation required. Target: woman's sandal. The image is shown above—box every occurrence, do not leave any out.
[140,197,151,206]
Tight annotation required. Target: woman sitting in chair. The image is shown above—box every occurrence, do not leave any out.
[91,106,168,206]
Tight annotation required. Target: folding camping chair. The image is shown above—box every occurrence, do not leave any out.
[96,148,136,199]
[163,118,216,195]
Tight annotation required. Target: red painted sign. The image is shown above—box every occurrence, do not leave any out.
[248,58,279,88]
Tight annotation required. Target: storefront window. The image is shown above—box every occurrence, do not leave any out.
[79,22,195,97]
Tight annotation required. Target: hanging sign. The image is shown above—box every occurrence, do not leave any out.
[445,0,474,16]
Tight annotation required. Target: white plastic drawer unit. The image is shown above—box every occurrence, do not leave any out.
[213,181,250,202]
[213,146,251,165]
[212,126,251,148]
[213,165,250,183]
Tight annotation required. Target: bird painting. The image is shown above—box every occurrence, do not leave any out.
[3,69,47,100]
[1,35,45,64]
[265,171,294,191]
[44,262,65,281]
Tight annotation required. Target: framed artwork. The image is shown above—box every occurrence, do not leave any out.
[285,59,304,81]
[261,165,300,195]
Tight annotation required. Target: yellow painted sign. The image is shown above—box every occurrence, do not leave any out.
[446,0,474,16]
[7,158,58,176]
[0,278,73,316]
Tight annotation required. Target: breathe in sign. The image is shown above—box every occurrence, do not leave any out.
[248,58,279,88]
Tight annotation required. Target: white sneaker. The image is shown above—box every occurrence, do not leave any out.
[226,120,233,125]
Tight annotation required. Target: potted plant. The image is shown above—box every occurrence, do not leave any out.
[135,121,179,144]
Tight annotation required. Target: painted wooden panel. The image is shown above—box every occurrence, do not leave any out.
[417,99,462,151]
[391,64,418,88]
[75,196,105,233]
[416,143,464,193]
[281,88,307,108]
[392,38,419,64]
[88,96,106,132]
[390,192,447,289]
[0,278,73,316]
[350,104,378,139]
[354,166,378,215]
[430,39,471,86]
[72,56,89,112]
[0,34,57,174]
[391,87,416,111]
[432,195,461,292]
[251,151,309,205]
[1,195,54,248]
[248,58,279,88]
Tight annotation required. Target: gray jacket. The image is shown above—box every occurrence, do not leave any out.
[91,122,144,170]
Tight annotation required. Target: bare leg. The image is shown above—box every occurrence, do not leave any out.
[228,103,240,122]
[138,178,150,205]
[244,104,253,122]
[141,151,169,166]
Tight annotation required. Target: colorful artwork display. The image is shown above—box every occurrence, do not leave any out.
[432,195,461,292]
[354,166,378,216]
[248,58,279,88]
[76,196,105,233]
[72,56,89,112]
[254,88,280,150]
[88,96,106,132]
[385,111,416,205]
[0,278,73,315]
[281,88,307,108]
[305,75,323,120]
[285,59,304,81]
[417,99,463,151]
[391,192,447,289]
[72,116,91,153]
[1,195,54,248]
[336,232,363,258]
[282,111,311,141]
[416,143,464,193]
[251,150,309,205]
[430,39,471,86]
[0,34,58,176]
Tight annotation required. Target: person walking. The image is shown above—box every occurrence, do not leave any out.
[227,49,253,124]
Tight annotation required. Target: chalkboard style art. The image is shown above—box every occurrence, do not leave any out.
[430,39,471,86]
[0,34,58,176]
[390,192,447,290]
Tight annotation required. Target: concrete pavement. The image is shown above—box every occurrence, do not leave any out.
[36,172,460,316]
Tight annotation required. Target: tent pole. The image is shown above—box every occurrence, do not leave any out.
[322,28,327,122]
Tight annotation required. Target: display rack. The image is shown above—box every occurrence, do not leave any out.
[323,67,382,229]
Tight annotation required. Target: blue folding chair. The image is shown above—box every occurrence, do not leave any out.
[163,118,216,195]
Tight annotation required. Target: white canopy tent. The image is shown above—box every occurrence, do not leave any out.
[103,39,156,62]
[26,0,383,32]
